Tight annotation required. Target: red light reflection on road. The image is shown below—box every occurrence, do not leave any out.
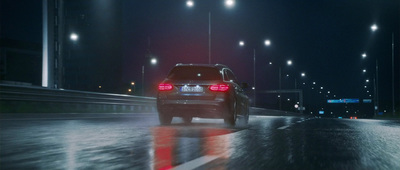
[203,128,231,158]
[152,127,176,170]
[152,126,233,170]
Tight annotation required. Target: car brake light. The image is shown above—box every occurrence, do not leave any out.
[209,84,229,92]
[158,83,173,91]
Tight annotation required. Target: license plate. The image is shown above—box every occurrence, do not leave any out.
[180,86,204,92]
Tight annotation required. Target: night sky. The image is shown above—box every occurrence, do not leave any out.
[1,0,399,110]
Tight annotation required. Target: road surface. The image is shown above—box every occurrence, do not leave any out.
[1,112,400,169]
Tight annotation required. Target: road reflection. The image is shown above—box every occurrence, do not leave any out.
[151,125,233,170]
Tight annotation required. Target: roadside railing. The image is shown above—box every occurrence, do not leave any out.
[250,107,302,116]
[0,84,156,113]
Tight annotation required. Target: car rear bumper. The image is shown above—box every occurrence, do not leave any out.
[157,99,229,118]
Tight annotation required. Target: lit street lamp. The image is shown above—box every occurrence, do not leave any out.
[239,41,245,46]
[186,0,194,7]
[150,58,157,65]
[239,39,271,106]
[131,81,136,94]
[264,39,271,46]
[187,0,234,64]
[371,24,378,32]
[278,59,293,110]
[366,23,395,115]
[225,0,235,8]
[70,33,79,41]
[142,57,158,96]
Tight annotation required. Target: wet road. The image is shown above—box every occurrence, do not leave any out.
[1,112,400,170]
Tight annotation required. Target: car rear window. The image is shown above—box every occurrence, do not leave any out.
[167,66,222,80]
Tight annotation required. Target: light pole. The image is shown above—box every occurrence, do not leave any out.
[278,60,293,110]
[142,57,157,96]
[239,39,271,106]
[131,81,136,94]
[186,0,235,64]
[67,32,79,90]
[391,32,395,115]
[370,24,396,116]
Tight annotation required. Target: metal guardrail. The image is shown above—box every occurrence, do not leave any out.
[0,84,156,113]
[0,84,305,115]
[250,107,303,116]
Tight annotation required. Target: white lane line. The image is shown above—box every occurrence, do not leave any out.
[277,125,291,130]
[173,155,220,170]
[277,118,313,130]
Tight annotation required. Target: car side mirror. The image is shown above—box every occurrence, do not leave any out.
[241,82,249,89]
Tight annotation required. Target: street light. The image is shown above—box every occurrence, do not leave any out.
[362,53,367,58]
[151,58,157,65]
[224,0,235,8]
[370,24,396,115]
[367,24,396,115]
[277,59,293,110]
[70,33,79,41]
[301,72,306,77]
[186,0,194,7]
[187,1,234,64]
[287,60,292,66]
[264,39,271,46]
[239,39,271,106]
[239,41,245,46]
[371,24,378,32]
[131,81,136,94]
[142,57,158,96]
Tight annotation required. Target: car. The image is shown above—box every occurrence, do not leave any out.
[157,64,250,126]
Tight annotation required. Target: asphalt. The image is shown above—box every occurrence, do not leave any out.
[1,112,400,169]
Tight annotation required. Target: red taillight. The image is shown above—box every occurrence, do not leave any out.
[209,84,229,92]
[158,83,173,91]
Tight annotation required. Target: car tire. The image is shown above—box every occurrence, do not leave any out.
[159,112,172,125]
[224,100,237,126]
[183,116,192,124]
[237,105,249,127]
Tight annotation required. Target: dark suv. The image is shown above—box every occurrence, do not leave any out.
[157,64,249,126]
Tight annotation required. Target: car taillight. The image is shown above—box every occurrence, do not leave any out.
[209,84,229,92]
[158,83,173,91]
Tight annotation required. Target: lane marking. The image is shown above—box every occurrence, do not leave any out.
[277,125,291,130]
[173,155,220,170]
[277,118,313,130]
